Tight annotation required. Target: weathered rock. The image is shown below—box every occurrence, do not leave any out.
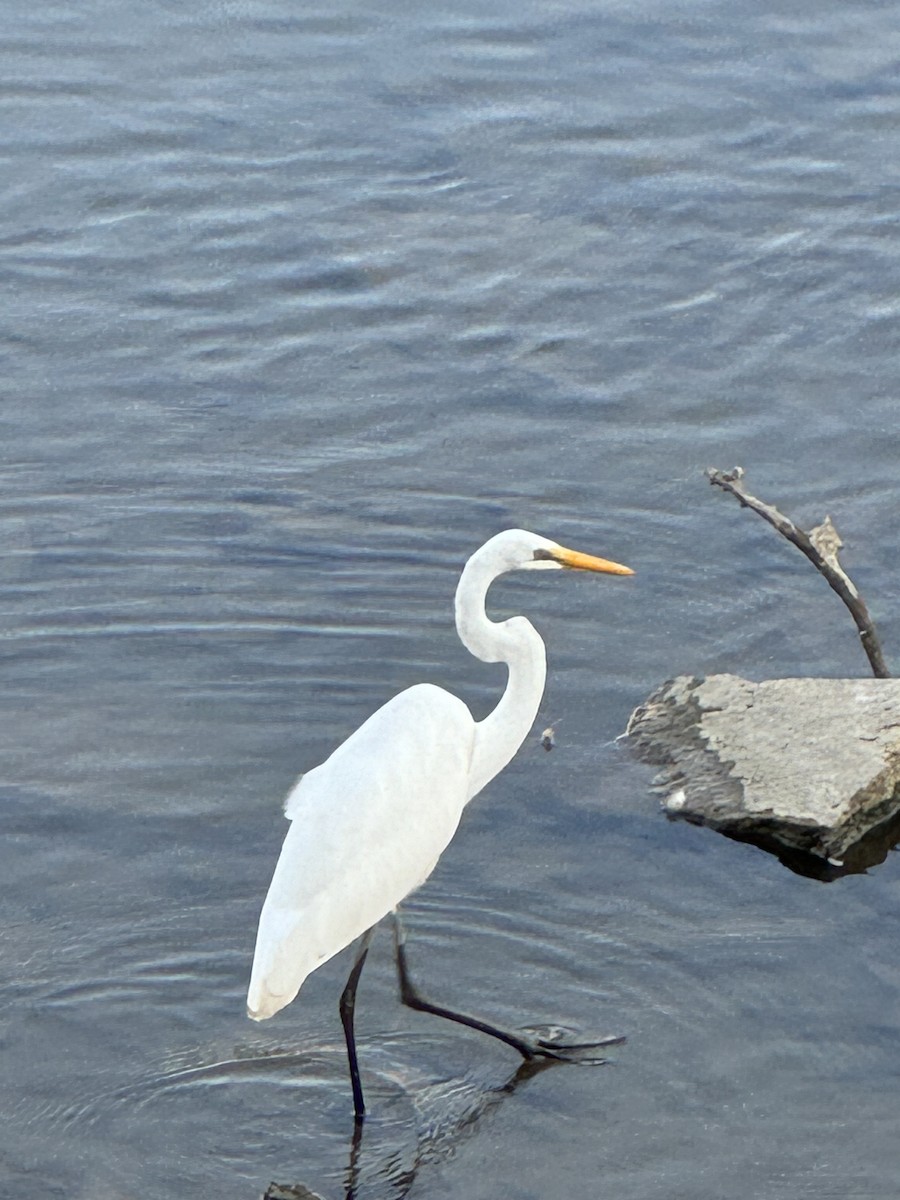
[626,674,900,870]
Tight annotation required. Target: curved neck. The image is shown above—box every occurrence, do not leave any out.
[455,555,547,800]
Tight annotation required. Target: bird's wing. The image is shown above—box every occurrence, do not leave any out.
[248,684,475,1019]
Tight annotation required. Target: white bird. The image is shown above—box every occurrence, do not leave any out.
[247,528,633,1118]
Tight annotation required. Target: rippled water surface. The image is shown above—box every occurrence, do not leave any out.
[4,1,900,1197]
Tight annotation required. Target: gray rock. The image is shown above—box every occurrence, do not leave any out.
[626,674,900,868]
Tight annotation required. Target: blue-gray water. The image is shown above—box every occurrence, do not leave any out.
[3,1,900,1196]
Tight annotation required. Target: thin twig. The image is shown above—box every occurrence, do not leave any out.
[707,466,890,679]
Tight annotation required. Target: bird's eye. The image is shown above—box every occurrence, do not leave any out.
[532,548,555,562]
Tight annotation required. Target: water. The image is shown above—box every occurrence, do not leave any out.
[3,0,900,1196]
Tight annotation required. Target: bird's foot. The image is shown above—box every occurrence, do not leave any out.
[518,1024,626,1064]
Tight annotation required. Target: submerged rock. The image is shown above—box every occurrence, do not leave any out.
[626,674,900,873]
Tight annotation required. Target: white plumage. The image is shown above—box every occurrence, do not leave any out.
[248,684,473,1018]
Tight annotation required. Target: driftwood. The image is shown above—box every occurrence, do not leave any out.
[707,467,889,678]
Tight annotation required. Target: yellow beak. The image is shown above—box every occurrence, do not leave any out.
[550,546,634,575]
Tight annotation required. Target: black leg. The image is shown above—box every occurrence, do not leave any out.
[339,926,375,1121]
[391,912,623,1062]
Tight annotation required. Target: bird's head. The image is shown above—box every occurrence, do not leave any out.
[455,527,633,667]
[474,528,634,578]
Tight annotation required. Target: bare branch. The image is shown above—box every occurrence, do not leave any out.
[707,467,890,679]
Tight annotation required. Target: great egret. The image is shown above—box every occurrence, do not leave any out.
[247,528,633,1118]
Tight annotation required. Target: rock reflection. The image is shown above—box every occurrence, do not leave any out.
[715,804,900,881]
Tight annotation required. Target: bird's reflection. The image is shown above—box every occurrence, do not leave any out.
[262,1053,581,1200]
